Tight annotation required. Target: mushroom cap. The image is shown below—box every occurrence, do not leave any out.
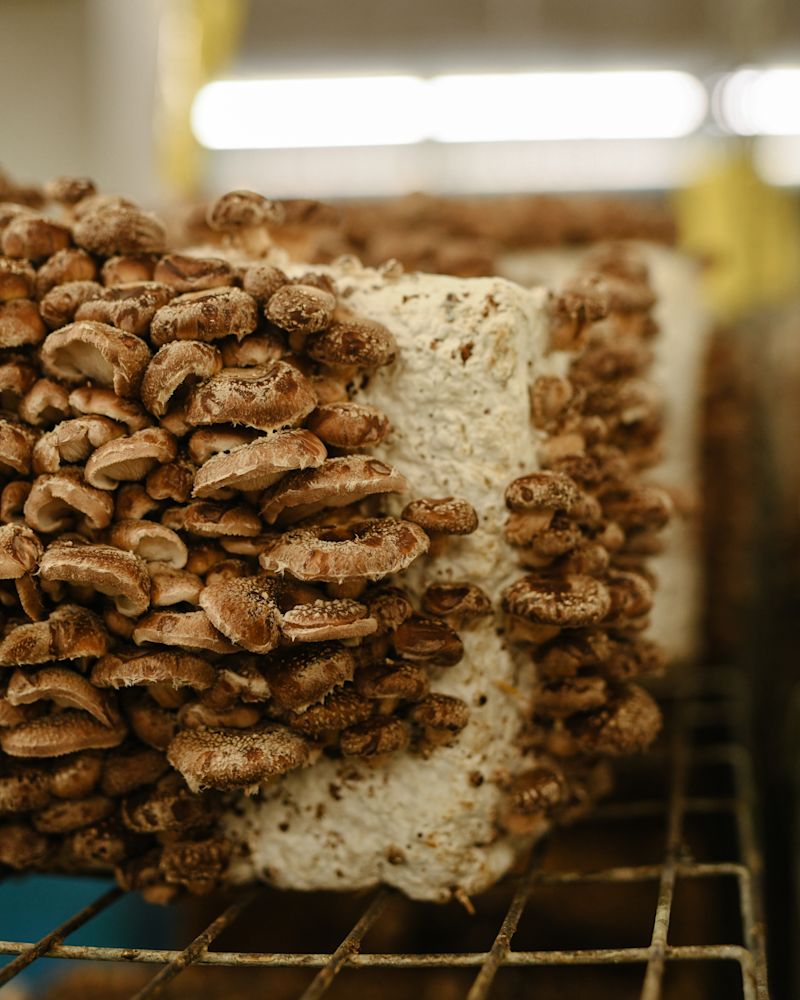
[132,609,238,654]
[178,701,261,730]
[185,361,317,432]
[534,675,609,718]
[72,205,166,255]
[148,565,203,606]
[193,429,327,497]
[75,280,174,334]
[355,662,429,702]
[0,298,46,347]
[140,341,223,418]
[0,762,53,813]
[0,421,35,476]
[40,280,105,329]
[32,415,125,474]
[167,723,309,793]
[120,773,212,833]
[204,657,270,706]
[6,667,118,726]
[91,649,216,692]
[100,253,156,285]
[100,745,168,797]
[67,385,151,432]
[422,582,492,622]
[113,484,163,522]
[366,586,414,632]
[187,426,260,465]
[0,709,127,758]
[220,329,287,368]
[242,263,289,302]
[146,459,195,503]
[40,320,151,398]
[198,574,282,654]
[122,690,179,751]
[265,283,336,335]
[45,175,97,205]
[108,520,187,569]
[35,247,97,297]
[306,402,391,450]
[0,524,42,580]
[502,574,612,628]
[391,616,464,666]
[24,469,115,533]
[39,541,151,617]
[84,427,177,490]
[408,692,470,733]
[564,684,662,756]
[19,379,71,428]
[281,598,377,643]
[0,605,108,665]
[264,642,356,712]
[283,689,373,737]
[159,834,231,888]
[340,716,409,758]
[2,214,72,260]
[206,190,284,231]
[260,517,429,583]
[154,253,235,292]
[0,821,50,868]
[260,455,407,525]
[0,359,38,410]
[182,501,262,538]
[600,486,672,530]
[401,496,478,536]
[305,317,397,368]
[150,287,258,347]
[0,258,35,301]
[33,794,115,834]
[504,471,582,512]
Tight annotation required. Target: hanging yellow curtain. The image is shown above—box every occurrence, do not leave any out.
[154,0,248,199]
[674,146,800,322]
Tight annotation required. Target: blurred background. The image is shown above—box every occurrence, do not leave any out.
[3,0,800,997]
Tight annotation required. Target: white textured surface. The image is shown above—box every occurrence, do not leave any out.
[498,244,711,664]
[223,263,566,900]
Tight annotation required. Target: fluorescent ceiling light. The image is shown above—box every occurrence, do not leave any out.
[192,71,707,150]
[191,76,429,149]
[714,67,800,135]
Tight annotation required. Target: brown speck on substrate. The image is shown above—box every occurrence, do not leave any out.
[460,342,474,363]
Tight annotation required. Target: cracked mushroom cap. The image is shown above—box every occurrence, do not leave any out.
[0,421,35,477]
[305,316,397,369]
[75,280,174,335]
[108,520,187,569]
[32,415,125,475]
[168,723,309,793]
[24,469,115,533]
[154,252,235,292]
[502,574,612,628]
[6,667,117,727]
[72,205,166,255]
[261,517,428,584]
[0,709,127,758]
[281,598,377,643]
[340,716,409,759]
[198,574,282,654]
[150,287,258,346]
[206,190,284,231]
[0,524,42,580]
[140,341,223,418]
[0,299,46,347]
[132,609,238,654]
[0,605,108,665]
[68,386,151,433]
[91,649,216,693]
[401,496,478,536]
[40,320,151,398]
[39,541,151,617]
[260,455,407,524]
[265,642,356,713]
[185,361,317,432]
[84,427,177,490]
[306,402,391,450]
[193,429,327,497]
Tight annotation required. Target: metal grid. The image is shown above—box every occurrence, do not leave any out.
[0,664,770,999]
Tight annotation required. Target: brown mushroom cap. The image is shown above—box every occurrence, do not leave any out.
[306,402,391,450]
[100,745,169,797]
[391,616,464,666]
[33,794,115,834]
[265,642,356,713]
[35,247,97,297]
[0,258,35,301]
[0,820,50,868]
[91,649,216,692]
[150,287,258,347]
[122,690,179,751]
[355,662,429,702]
[422,582,492,623]
[185,361,317,432]
[159,834,231,890]
[281,598,377,643]
[0,524,42,580]
[220,329,287,368]
[305,317,397,369]
[154,253,235,292]
[0,421,35,477]
[198,574,282,654]
[132,609,238,654]
[2,214,72,260]
[408,693,470,735]
[45,175,97,205]
[260,517,429,583]
[0,762,53,813]
[564,684,662,756]
[75,280,174,335]
[600,486,672,530]
[265,283,336,335]
[39,541,151,617]
[502,574,612,628]
[40,320,151,398]
[534,675,609,718]
[72,205,166,255]
[283,688,372,738]
[203,658,270,708]
[6,667,118,726]
[401,496,478,536]
[0,360,38,412]
[167,723,309,793]
[0,605,108,665]
[140,341,223,418]
[120,773,212,833]
[24,470,115,533]
[505,471,584,513]
[108,520,187,569]
[39,280,104,329]
[1,709,127,758]
[242,263,289,302]
[67,385,151,433]
[340,716,409,758]
[366,586,414,632]
[84,428,177,490]
[100,253,156,286]
[187,427,260,466]
[260,455,407,524]
[19,379,71,428]
[206,190,284,231]
[193,429,327,497]
[0,299,46,347]
[178,701,261,731]
[182,501,262,538]
[148,565,203,607]
[32,416,125,475]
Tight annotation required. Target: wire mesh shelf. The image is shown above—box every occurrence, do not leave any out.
[0,664,770,999]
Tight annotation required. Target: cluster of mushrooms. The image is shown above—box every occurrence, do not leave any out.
[498,245,668,834]
[0,178,478,899]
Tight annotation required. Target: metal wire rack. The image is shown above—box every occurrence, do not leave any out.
[0,664,770,1000]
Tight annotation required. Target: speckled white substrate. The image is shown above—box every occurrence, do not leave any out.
[223,263,573,901]
[498,244,711,665]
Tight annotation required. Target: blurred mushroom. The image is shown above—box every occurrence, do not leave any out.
[501,768,568,834]
[35,247,97,297]
[33,794,114,834]
[241,262,289,302]
[72,205,166,256]
[0,421,36,477]
[408,693,469,750]
[101,253,156,285]
[101,745,169,797]
[120,773,211,833]
[39,541,151,617]
[159,835,231,894]
[2,213,72,260]
[0,821,49,868]
[0,360,37,414]
[193,428,326,497]
[154,252,235,291]
[205,189,284,257]
[0,258,35,301]
[121,691,179,751]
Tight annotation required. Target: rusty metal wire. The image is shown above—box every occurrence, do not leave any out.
[0,665,771,999]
